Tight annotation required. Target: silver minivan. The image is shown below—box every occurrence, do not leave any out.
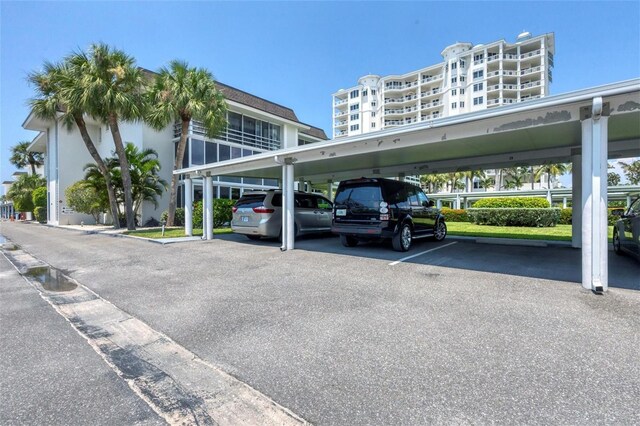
[231,190,333,240]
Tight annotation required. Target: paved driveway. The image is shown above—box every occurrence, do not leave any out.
[2,222,639,424]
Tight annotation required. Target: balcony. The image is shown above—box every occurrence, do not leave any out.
[520,94,542,102]
[420,88,441,98]
[334,98,348,106]
[520,80,542,90]
[421,100,441,110]
[487,54,500,62]
[385,106,418,115]
[421,74,443,84]
[520,49,541,59]
[473,59,484,66]
[520,66,542,76]
[334,120,347,127]
[487,98,518,106]
[385,80,419,91]
[335,130,347,137]
[503,53,518,60]
[175,121,282,151]
[334,110,348,118]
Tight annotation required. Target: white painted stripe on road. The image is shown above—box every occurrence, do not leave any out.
[388,241,457,266]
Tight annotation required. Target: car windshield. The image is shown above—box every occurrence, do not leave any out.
[335,184,382,210]
[235,194,266,209]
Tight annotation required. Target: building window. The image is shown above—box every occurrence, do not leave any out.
[371,111,376,117]
[362,90,368,97]
[371,123,376,128]
[460,88,466,95]
[460,76,466,82]
[350,104,360,111]
[451,62,457,70]
[451,102,457,109]
[350,124,359,131]
[473,96,484,105]
[371,101,377,107]
[460,101,465,108]
[451,77,457,84]
[451,89,457,96]
[350,113,359,121]
[473,53,484,61]
[350,89,359,99]
[460,60,466,68]
[473,70,484,79]
[473,83,484,92]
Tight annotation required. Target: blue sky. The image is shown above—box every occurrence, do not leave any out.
[2,1,639,187]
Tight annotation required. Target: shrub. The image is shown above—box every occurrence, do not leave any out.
[13,195,34,213]
[66,181,105,223]
[440,208,469,222]
[473,197,550,209]
[34,206,47,223]
[467,208,560,227]
[32,187,47,209]
[559,208,573,225]
[160,208,185,226]
[191,199,234,229]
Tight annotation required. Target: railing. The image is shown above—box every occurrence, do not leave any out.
[385,106,418,115]
[421,74,443,83]
[421,100,440,110]
[385,80,419,90]
[520,94,542,102]
[175,121,282,151]
[335,130,347,137]
[334,110,348,117]
[520,49,541,59]
[487,98,518,105]
[335,120,347,126]
[520,80,542,90]
[520,66,542,76]
[487,54,500,62]
[473,59,484,65]
[420,88,441,97]
[503,53,518,60]
[334,98,348,106]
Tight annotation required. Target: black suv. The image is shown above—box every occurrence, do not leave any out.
[331,177,447,251]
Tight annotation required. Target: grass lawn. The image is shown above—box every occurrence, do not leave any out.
[124,227,232,239]
[447,222,614,242]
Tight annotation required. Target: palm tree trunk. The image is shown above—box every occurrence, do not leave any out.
[167,119,190,226]
[108,114,136,230]
[74,115,121,228]
[30,162,36,176]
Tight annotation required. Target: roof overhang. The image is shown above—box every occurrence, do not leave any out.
[22,110,51,131]
[28,132,47,153]
[176,79,640,183]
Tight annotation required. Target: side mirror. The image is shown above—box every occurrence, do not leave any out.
[424,200,435,207]
[611,209,624,217]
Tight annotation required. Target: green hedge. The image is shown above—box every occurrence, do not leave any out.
[473,197,550,209]
[467,208,560,227]
[558,207,621,226]
[32,187,47,209]
[34,206,47,223]
[193,199,235,228]
[440,208,469,222]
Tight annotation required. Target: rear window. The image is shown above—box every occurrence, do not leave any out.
[335,184,383,209]
[235,194,266,209]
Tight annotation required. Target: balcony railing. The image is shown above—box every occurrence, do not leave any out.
[420,88,441,98]
[487,98,518,106]
[520,66,542,76]
[520,80,542,90]
[520,94,542,102]
[384,94,417,104]
[421,74,443,84]
[385,80,419,90]
[175,121,282,151]
[520,49,541,59]
[473,59,484,65]
[335,120,347,127]
[385,106,418,115]
[421,100,440,110]
[334,110,348,117]
[487,54,500,62]
[335,130,347,137]
[334,98,348,106]
[503,53,518,60]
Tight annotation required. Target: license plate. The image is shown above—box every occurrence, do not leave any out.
[241,216,249,222]
[336,209,346,216]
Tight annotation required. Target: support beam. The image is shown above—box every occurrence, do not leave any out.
[204,175,213,240]
[184,177,193,237]
[572,154,582,248]
[327,181,334,201]
[281,159,295,250]
[581,97,609,292]
[627,195,632,208]
[456,194,461,209]
[563,197,567,209]
[546,189,552,206]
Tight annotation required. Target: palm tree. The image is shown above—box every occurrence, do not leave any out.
[145,60,227,226]
[420,173,447,193]
[462,169,485,192]
[84,143,168,224]
[619,159,640,185]
[28,60,121,228]
[72,43,146,230]
[535,163,569,189]
[504,166,526,190]
[10,141,44,175]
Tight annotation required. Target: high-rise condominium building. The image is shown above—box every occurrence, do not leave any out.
[332,32,555,139]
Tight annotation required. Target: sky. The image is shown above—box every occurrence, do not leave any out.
[1,1,639,189]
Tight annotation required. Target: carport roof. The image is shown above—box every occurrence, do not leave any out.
[176,79,640,183]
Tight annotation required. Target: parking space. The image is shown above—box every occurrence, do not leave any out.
[219,232,640,290]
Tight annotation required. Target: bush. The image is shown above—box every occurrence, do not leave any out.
[473,197,550,209]
[34,206,47,223]
[13,195,34,213]
[440,208,469,222]
[66,181,105,223]
[32,187,47,209]
[467,208,560,227]
[160,208,185,226]
[557,207,620,226]
[192,199,234,229]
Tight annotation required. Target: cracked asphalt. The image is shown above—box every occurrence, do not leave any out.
[1,221,639,425]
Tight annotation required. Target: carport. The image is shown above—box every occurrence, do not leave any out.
[176,79,640,292]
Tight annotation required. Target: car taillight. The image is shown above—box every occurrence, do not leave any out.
[232,206,238,213]
[380,214,390,221]
[253,206,275,214]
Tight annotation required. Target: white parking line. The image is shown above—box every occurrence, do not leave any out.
[388,241,458,266]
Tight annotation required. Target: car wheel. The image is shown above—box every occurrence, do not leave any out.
[433,220,447,242]
[613,228,622,255]
[392,223,412,252]
[246,235,261,241]
[340,235,358,247]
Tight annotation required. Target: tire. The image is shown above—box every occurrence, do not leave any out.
[340,235,358,247]
[246,235,261,241]
[433,220,447,242]
[613,228,622,255]
[392,223,412,252]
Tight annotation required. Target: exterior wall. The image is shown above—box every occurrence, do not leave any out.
[141,122,174,224]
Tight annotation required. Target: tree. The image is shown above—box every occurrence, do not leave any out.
[65,181,105,223]
[83,142,167,223]
[420,173,447,193]
[534,163,569,189]
[28,59,121,228]
[619,159,640,185]
[6,174,46,213]
[72,43,147,230]
[145,60,227,226]
[504,167,527,190]
[608,171,621,186]
[462,170,485,192]
[10,141,44,175]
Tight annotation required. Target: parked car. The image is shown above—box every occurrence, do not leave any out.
[331,177,446,251]
[612,197,640,261]
[231,190,333,240]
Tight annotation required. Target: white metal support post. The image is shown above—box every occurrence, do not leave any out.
[580,97,609,292]
[184,177,193,237]
[281,158,296,251]
[571,154,582,248]
[327,180,334,201]
[204,174,213,240]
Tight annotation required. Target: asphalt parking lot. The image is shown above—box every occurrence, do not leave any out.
[2,222,639,425]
